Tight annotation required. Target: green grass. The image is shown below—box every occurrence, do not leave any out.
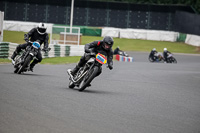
[112,38,198,54]
[0,58,10,63]
[1,30,199,64]
[3,30,199,54]
[40,56,81,65]
[3,30,27,44]
[83,36,199,54]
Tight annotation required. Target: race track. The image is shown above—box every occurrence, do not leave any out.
[0,52,200,133]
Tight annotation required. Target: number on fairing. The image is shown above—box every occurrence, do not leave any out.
[96,53,107,64]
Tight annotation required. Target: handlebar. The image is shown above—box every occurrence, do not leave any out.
[26,40,33,44]
[26,40,51,53]
[86,52,96,56]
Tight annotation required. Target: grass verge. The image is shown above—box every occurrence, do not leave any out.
[2,30,199,64]
[40,56,81,65]
[3,30,200,54]
[0,58,11,64]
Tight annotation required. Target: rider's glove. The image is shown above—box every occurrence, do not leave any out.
[24,34,29,42]
[108,64,113,70]
[24,38,29,42]
[89,49,94,53]
[42,48,48,53]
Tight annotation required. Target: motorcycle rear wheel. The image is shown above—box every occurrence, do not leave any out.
[79,66,99,92]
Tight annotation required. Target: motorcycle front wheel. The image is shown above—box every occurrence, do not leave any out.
[68,80,75,88]
[17,55,32,74]
[79,66,99,92]
[148,56,154,62]
[171,57,177,63]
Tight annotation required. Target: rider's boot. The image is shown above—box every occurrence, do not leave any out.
[11,51,18,65]
[71,65,80,76]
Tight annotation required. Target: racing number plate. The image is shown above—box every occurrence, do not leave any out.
[96,53,107,64]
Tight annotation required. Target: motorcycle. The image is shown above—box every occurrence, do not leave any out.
[148,52,164,62]
[114,48,129,57]
[67,52,107,92]
[13,41,51,74]
[118,51,129,57]
[167,54,177,63]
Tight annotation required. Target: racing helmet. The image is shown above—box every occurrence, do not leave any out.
[153,48,156,51]
[102,36,114,50]
[37,23,47,35]
[164,48,167,51]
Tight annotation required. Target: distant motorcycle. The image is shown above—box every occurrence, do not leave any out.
[166,54,177,63]
[113,47,129,57]
[13,41,51,74]
[118,51,129,57]
[148,52,164,62]
[67,52,108,92]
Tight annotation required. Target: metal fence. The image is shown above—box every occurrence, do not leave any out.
[51,26,81,45]
[0,0,199,35]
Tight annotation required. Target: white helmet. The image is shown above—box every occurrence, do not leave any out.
[164,48,167,51]
[37,23,47,35]
[153,48,156,51]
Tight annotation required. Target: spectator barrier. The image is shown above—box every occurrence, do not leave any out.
[3,21,200,47]
[185,34,200,47]
[115,54,134,62]
[0,42,9,58]
[0,42,84,59]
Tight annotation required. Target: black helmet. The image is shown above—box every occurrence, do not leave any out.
[102,36,114,50]
[37,23,47,35]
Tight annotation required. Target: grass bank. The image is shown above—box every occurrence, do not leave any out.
[0,58,10,64]
[3,30,199,54]
[40,56,81,65]
[1,30,199,64]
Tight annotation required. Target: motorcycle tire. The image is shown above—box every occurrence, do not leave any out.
[79,66,99,92]
[17,55,32,74]
[148,57,154,62]
[171,57,177,63]
[68,80,75,88]
[14,67,19,73]
[13,55,21,73]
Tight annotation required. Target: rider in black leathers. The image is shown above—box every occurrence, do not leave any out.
[149,48,158,61]
[163,48,171,63]
[11,23,49,71]
[113,46,120,55]
[69,36,114,77]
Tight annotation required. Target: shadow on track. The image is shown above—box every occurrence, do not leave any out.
[3,72,51,77]
[67,86,115,95]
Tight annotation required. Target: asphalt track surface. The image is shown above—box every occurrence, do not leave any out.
[0,52,200,133]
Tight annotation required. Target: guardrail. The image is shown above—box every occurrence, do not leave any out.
[0,42,84,59]
[0,42,9,58]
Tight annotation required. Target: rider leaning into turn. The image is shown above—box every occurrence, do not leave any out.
[149,48,158,61]
[68,36,114,78]
[11,23,49,71]
[163,48,171,63]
